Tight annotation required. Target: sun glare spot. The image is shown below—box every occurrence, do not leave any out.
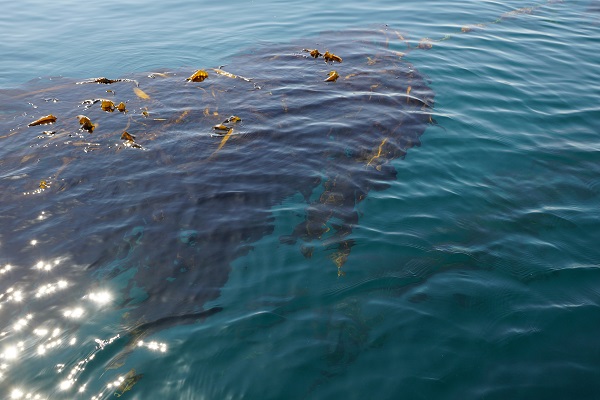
[10,388,24,399]
[8,290,24,302]
[13,317,30,331]
[88,291,112,305]
[59,379,73,390]
[34,261,54,272]
[36,280,69,298]
[3,345,20,360]
[138,339,168,352]
[33,328,48,337]
[63,307,84,319]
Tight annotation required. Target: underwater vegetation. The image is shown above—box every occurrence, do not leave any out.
[0,1,564,397]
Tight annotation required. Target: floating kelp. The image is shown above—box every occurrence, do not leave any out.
[417,38,433,50]
[213,123,229,132]
[214,127,233,153]
[77,115,95,132]
[121,131,135,141]
[323,50,343,63]
[304,48,322,58]
[213,115,242,133]
[223,115,241,123]
[27,114,56,126]
[133,87,150,100]
[86,77,121,84]
[213,68,253,82]
[101,99,115,112]
[148,72,171,79]
[121,131,142,148]
[113,368,143,397]
[77,77,138,85]
[461,23,486,33]
[325,70,340,82]
[186,69,209,82]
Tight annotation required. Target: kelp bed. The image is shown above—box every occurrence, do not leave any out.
[0,3,563,396]
[1,27,432,315]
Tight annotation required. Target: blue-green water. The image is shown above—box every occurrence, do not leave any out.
[1,1,600,399]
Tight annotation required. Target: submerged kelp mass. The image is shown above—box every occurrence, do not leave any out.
[0,28,432,397]
[0,0,573,395]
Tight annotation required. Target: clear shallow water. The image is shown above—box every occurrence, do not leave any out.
[1,1,600,399]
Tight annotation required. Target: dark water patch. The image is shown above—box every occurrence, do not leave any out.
[0,28,435,396]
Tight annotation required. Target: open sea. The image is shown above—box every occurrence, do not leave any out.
[1,0,599,399]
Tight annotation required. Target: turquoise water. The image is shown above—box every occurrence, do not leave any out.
[1,1,600,399]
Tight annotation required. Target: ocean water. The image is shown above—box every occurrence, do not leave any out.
[1,1,599,399]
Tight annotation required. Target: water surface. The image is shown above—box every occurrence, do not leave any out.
[1,1,599,399]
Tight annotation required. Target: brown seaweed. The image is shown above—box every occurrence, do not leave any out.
[186,69,209,82]
[121,131,135,142]
[76,77,138,85]
[215,128,233,152]
[214,115,242,132]
[28,114,57,126]
[325,70,340,82]
[417,38,433,50]
[76,115,95,133]
[213,68,253,82]
[133,87,150,100]
[304,48,322,58]
[113,369,143,397]
[323,50,343,63]
[223,115,241,123]
[213,123,229,132]
[101,99,115,112]
[90,77,121,84]
[121,131,142,148]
